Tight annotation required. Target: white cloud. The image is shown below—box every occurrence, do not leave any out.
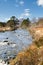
[24,9,30,12]
[24,9,30,16]
[37,0,43,6]
[19,1,24,5]
[4,17,10,21]
[15,0,24,7]
[19,9,31,19]
[0,16,10,22]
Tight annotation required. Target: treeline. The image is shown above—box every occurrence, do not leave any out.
[0,16,43,28]
[0,16,31,28]
[0,16,19,27]
[21,18,31,28]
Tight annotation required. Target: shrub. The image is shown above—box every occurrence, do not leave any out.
[35,37,43,47]
[21,18,31,27]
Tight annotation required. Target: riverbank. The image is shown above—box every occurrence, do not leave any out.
[9,27,43,65]
[9,25,43,65]
[28,26,43,40]
[9,40,43,65]
[0,28,32,65]
[0,26,19,32]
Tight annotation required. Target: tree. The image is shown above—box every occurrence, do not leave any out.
[6,16,19,27]
[10,16,19,24]
[21,18,31,27]
[10,16,16,20]
[0,22,6,27]
[7,20,16,27]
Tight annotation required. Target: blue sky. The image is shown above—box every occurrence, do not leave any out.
[0,0,43,22]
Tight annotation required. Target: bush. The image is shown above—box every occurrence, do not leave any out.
[7,20,16,27]
[0,22,6,27]
[35,37,43,47]
[21,18,31,27]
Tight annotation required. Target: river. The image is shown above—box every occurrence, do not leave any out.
[0,28,32,61]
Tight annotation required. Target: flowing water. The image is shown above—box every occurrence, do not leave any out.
[0,28,32,61]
